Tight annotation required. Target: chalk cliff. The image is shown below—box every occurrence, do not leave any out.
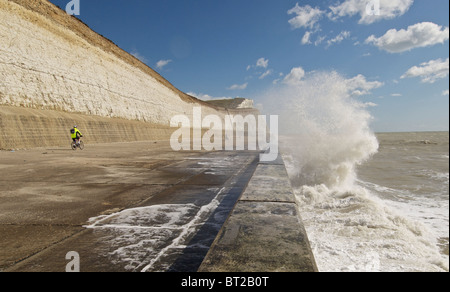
[0,0,257,149]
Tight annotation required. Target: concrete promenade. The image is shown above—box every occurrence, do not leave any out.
[0,141,316,272]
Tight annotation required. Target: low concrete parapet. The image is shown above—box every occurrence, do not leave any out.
[198,153,318,272]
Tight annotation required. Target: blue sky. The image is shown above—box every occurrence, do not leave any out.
[50,0,449,132]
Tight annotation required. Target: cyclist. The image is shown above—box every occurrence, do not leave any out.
[70,125,83,145]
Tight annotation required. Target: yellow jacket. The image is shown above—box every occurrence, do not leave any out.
[71,128,82,139]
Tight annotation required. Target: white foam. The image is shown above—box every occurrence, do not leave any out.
[293,184,448,272]
[141,189,223,272]
[85,188,226,272]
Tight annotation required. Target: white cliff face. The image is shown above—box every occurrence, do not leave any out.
[0,0,259,150]
[237,99,254,109]
[0,0,224,126]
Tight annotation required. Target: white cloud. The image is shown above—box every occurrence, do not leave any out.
[401,58,449,83]
[288,4,325,29]
[247,58,269,71]
[391,93,403,97]
[256,58,269,69]
[329,0,414,24]
[259,69,273,80]
[131,50,148,63]
[303,30,351,48]
[279,68,383,98]
[326,31,351,47]
[283,67,306,85]
[314,35,327,46]
[442,90,449,96]
[227,83,248,90]
[363,102,378,107]
[302,31,313,45]
[366,22,450,53]
[156,59,172,69]
[187,92,233,101]
[345,74,384,96]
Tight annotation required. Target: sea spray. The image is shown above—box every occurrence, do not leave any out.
[261,71,379,189]
[260,71,448,271]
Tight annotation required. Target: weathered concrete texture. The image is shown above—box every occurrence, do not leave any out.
[240,164,295,203]
[0,105,175,150]
[0,141,260,272]
[198,155,318,272]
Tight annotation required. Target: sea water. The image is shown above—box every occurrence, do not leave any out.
[266,71,449,272]
[283,132,448,272]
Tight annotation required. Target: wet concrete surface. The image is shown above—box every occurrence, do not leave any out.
[199,154,318,272]
[0,141,260,272]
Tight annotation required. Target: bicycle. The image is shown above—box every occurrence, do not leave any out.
[71,139,85,150]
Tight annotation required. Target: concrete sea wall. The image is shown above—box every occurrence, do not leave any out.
[0,105,175,149]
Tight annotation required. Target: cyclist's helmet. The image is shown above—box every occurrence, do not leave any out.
[74,125,77,128]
